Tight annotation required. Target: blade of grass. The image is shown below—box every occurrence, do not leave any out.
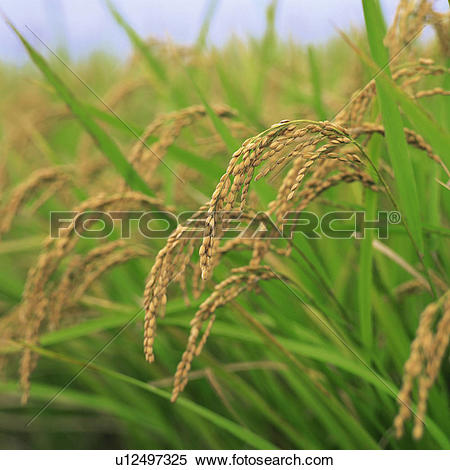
[107,0,166,82]
[85,103,143,135]
[186,66,239,153]
[24,343,278,449]
[392,90,450,165]
[107,1,187,107]
[216,61,263,128]
[166,145,224,180]
[196,0,220,50]
[205,355,312,448]
[0,381,173,438]
[339,27,450,165]
[253,0,278,115]
[362,0,423,258]
[358,126,383,352]
[6,19,154,197]
[308,45,327,120]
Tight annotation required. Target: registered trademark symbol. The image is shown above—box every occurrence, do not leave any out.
[389,211,401,224]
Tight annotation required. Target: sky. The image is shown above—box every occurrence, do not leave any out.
[0,0,447,64]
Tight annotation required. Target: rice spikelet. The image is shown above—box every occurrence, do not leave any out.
[0,167,69,237]
[394,292,450,439]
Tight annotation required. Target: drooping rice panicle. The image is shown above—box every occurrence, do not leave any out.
[394,292,450,439]
[0,167,69,237]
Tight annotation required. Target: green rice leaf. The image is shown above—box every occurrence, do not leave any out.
[24,344,278,450]
[196,0,220,50]
[107,1,167,82]
[186,66,239,153]
[362,0,424,255]
[308,46,327,120]
[7,20,154,197]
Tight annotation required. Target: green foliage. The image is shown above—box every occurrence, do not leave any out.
[6,19,154,198]
[363,0,424,257]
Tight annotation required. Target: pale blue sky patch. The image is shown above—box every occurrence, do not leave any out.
[0,0,447,64]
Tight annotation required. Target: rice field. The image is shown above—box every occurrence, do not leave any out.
[0,0,449,450]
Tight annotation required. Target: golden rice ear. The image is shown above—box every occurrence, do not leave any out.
[0,167,69,237]
[394,293,450,440]
[143,213,202,363]
[384,0,441,62]
[349,124,449,178]
[12,192,168,399]
[195,120,365,280]
[170,266,279,402]
[142,117,383,401]
[336,58,448,128]
[49,242,148,331]
[123,104,236,192]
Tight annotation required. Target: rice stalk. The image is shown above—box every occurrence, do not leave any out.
[171,266,282,401]
[16,192,167,402]
[0,167,69,237]
[48,240,128,330]
[127,104,236,186]
[336,60,448,126]
[349,124,450,177]
[143,118,383,401]
[197,120,367,280]
[394,292,450,439]
[384,0,433,61]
